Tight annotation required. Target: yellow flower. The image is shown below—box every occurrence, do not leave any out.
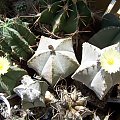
[100,48,120,74]
[0,57,10,75]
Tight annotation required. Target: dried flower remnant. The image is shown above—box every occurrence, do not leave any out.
[47,86,91,120]
[92,112,110,120]
[45,91,56,103]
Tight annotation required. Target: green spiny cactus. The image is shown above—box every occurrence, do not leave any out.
[38,0,92,34]
[0,18,36,61]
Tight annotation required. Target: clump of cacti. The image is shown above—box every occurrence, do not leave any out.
[37,0,92,34]
[0,17,36,61]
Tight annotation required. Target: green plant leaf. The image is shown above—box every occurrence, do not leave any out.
[7,19,36,45]
[102,13,120,29]
[0,66,27,95]
[0,39,12,54]
[89,27,120,48]
[0,18,36,60]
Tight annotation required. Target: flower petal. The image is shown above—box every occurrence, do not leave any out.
[100,46,120,74]
[0,57,10,75]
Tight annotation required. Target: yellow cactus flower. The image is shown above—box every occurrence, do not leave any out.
[100,48,120,74]
[0,57,10,75]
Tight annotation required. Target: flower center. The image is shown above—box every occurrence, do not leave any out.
[100,48,120,73]
[0,57,10,75]
[107,58,114,65]
[0,64,3,70]
[48,45,56,55]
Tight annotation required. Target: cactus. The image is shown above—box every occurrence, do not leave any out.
[37,0,92,34]
[0,18,36,61]
[72,42,120,99]
[0,66,27,95]
[14,1,27,15]
[101,13,120,29]
[89,27,120,49]
[89,13,120,49]
[14,75,48,109]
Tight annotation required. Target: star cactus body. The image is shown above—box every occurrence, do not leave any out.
[14,75,48,109]
[28,36,79,86]
[72,42,120,99]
